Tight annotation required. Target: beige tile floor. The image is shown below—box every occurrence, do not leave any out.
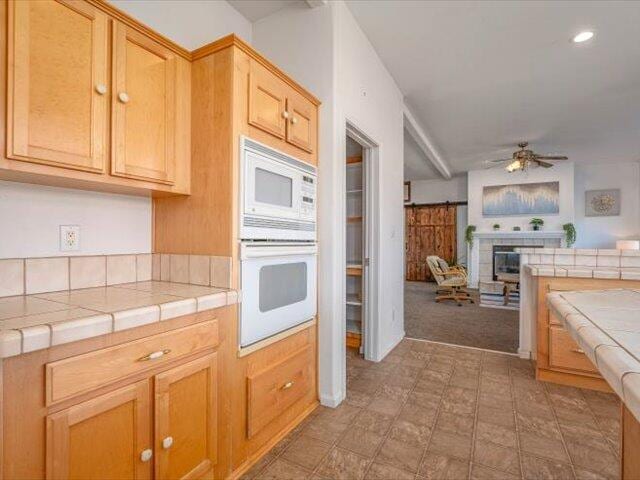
[243,339,621,480]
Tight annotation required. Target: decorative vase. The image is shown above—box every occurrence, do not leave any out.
[533,225,540,231]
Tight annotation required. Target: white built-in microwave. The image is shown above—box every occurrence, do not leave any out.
[240,136,317,241]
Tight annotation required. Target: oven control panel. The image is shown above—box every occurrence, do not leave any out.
[300,174,317,218]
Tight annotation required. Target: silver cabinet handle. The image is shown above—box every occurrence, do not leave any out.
[282,111,290,119]
[140,448,153,462]
[290,117,298,125]
[118,92,130,103]
[571,348,585,354]
[137,349,171,362]
[162,436,174,449]
[281,381,294,390]
[95,84,107,95]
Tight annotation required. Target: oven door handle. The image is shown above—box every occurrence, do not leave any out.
[240,243,318,259]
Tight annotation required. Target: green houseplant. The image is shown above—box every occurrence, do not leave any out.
[465,225,476,246]
[530,218,544,231]
[493,223,500,231]
[563,223,577,248]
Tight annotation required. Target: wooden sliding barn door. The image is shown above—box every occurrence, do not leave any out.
[405,204,457,281]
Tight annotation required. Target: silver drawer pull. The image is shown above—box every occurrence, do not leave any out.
[137,349,171,362]
[281,381,294,390]
[162,436,174,449]
[571,348,585,354]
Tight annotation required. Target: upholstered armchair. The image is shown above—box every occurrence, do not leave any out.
[426,256,473,306]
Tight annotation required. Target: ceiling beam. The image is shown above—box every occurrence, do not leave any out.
[403,102,452,180]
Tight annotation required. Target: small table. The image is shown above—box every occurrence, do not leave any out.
[497,273,519,306]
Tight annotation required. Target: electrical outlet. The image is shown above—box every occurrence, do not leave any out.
[60,225,80,252]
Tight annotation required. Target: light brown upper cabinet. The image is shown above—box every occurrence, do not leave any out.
[7,0,108,173]
[112,23,177,185]
[248,60,317,156]
[46,380,152,480]
[154,353,218,480]
[248,61,288,140]
[3,0,190,195]
[286,91,316,154]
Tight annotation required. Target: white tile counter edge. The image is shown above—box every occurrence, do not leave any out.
[547,290,640,422]
[0,287,240,359]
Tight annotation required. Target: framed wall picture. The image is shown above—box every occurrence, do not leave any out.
[585,189,621,217]
[404,181,411,203]
[482,181,560,216]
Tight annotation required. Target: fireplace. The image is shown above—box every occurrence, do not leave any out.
[492,245,541,281]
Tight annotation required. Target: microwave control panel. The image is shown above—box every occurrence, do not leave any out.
[300,174,317,218]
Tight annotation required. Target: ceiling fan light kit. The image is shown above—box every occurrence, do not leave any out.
[491,141,569,172]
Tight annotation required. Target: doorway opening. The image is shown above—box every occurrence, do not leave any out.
[344,122,379,363]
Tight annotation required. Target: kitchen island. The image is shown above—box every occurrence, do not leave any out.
[548,289,640,479]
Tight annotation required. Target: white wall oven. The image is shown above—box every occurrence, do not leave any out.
[240,136,317,241]
[239,243,317,347]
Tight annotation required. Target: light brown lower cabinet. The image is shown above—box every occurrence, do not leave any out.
[46,380,152,480]
[155,353,218,480]
[45,352,217,480]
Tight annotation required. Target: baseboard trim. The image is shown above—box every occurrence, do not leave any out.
[518,348,531,359]
[319,390,344,408]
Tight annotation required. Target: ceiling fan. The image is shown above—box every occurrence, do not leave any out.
[488,142,569,172]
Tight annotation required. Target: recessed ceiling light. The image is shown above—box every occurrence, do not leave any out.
[573,31,594,43]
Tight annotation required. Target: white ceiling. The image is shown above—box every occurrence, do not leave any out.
[227,0,298,22]
[346,1,640,177]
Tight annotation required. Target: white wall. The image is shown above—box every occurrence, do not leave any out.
[407,175,467,205]
[574,161,640,248]
[110,0,252,48]
[467,162,575,232]
[0,182,151,258]
[335,1,405,360]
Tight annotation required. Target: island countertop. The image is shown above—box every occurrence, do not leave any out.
[0,281,239,358]
[547,289,640,421]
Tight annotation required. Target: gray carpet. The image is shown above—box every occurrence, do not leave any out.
[404,281,519,353]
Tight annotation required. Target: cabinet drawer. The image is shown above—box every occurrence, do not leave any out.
[549,326,598,374]
[247,344,313,438]
[46,320,218,405]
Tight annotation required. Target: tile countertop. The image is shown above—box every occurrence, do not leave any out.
[524,264,640,280]
[0,281,239,359]
[547,289,640,422]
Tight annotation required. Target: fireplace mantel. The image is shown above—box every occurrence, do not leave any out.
[474,231,565,240]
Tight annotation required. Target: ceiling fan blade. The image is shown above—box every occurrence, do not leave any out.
[536,155,568,160]
[489,158,512,163]
[535,160,554,168]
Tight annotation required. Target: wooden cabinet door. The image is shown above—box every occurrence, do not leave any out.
[285,93,316,154]
[248,61,287,139]
[112,23,176,185]
[46,380,152,480]
[155,353,218,480]
[7,0,108,173]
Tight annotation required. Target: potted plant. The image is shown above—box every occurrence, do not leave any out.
[465,225,476,247]
[530,218,544,231]
[563,223,576,248]
[493,223,500,231]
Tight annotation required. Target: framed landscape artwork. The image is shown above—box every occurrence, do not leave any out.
[585,189,621,217]
[483,181,560,216]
